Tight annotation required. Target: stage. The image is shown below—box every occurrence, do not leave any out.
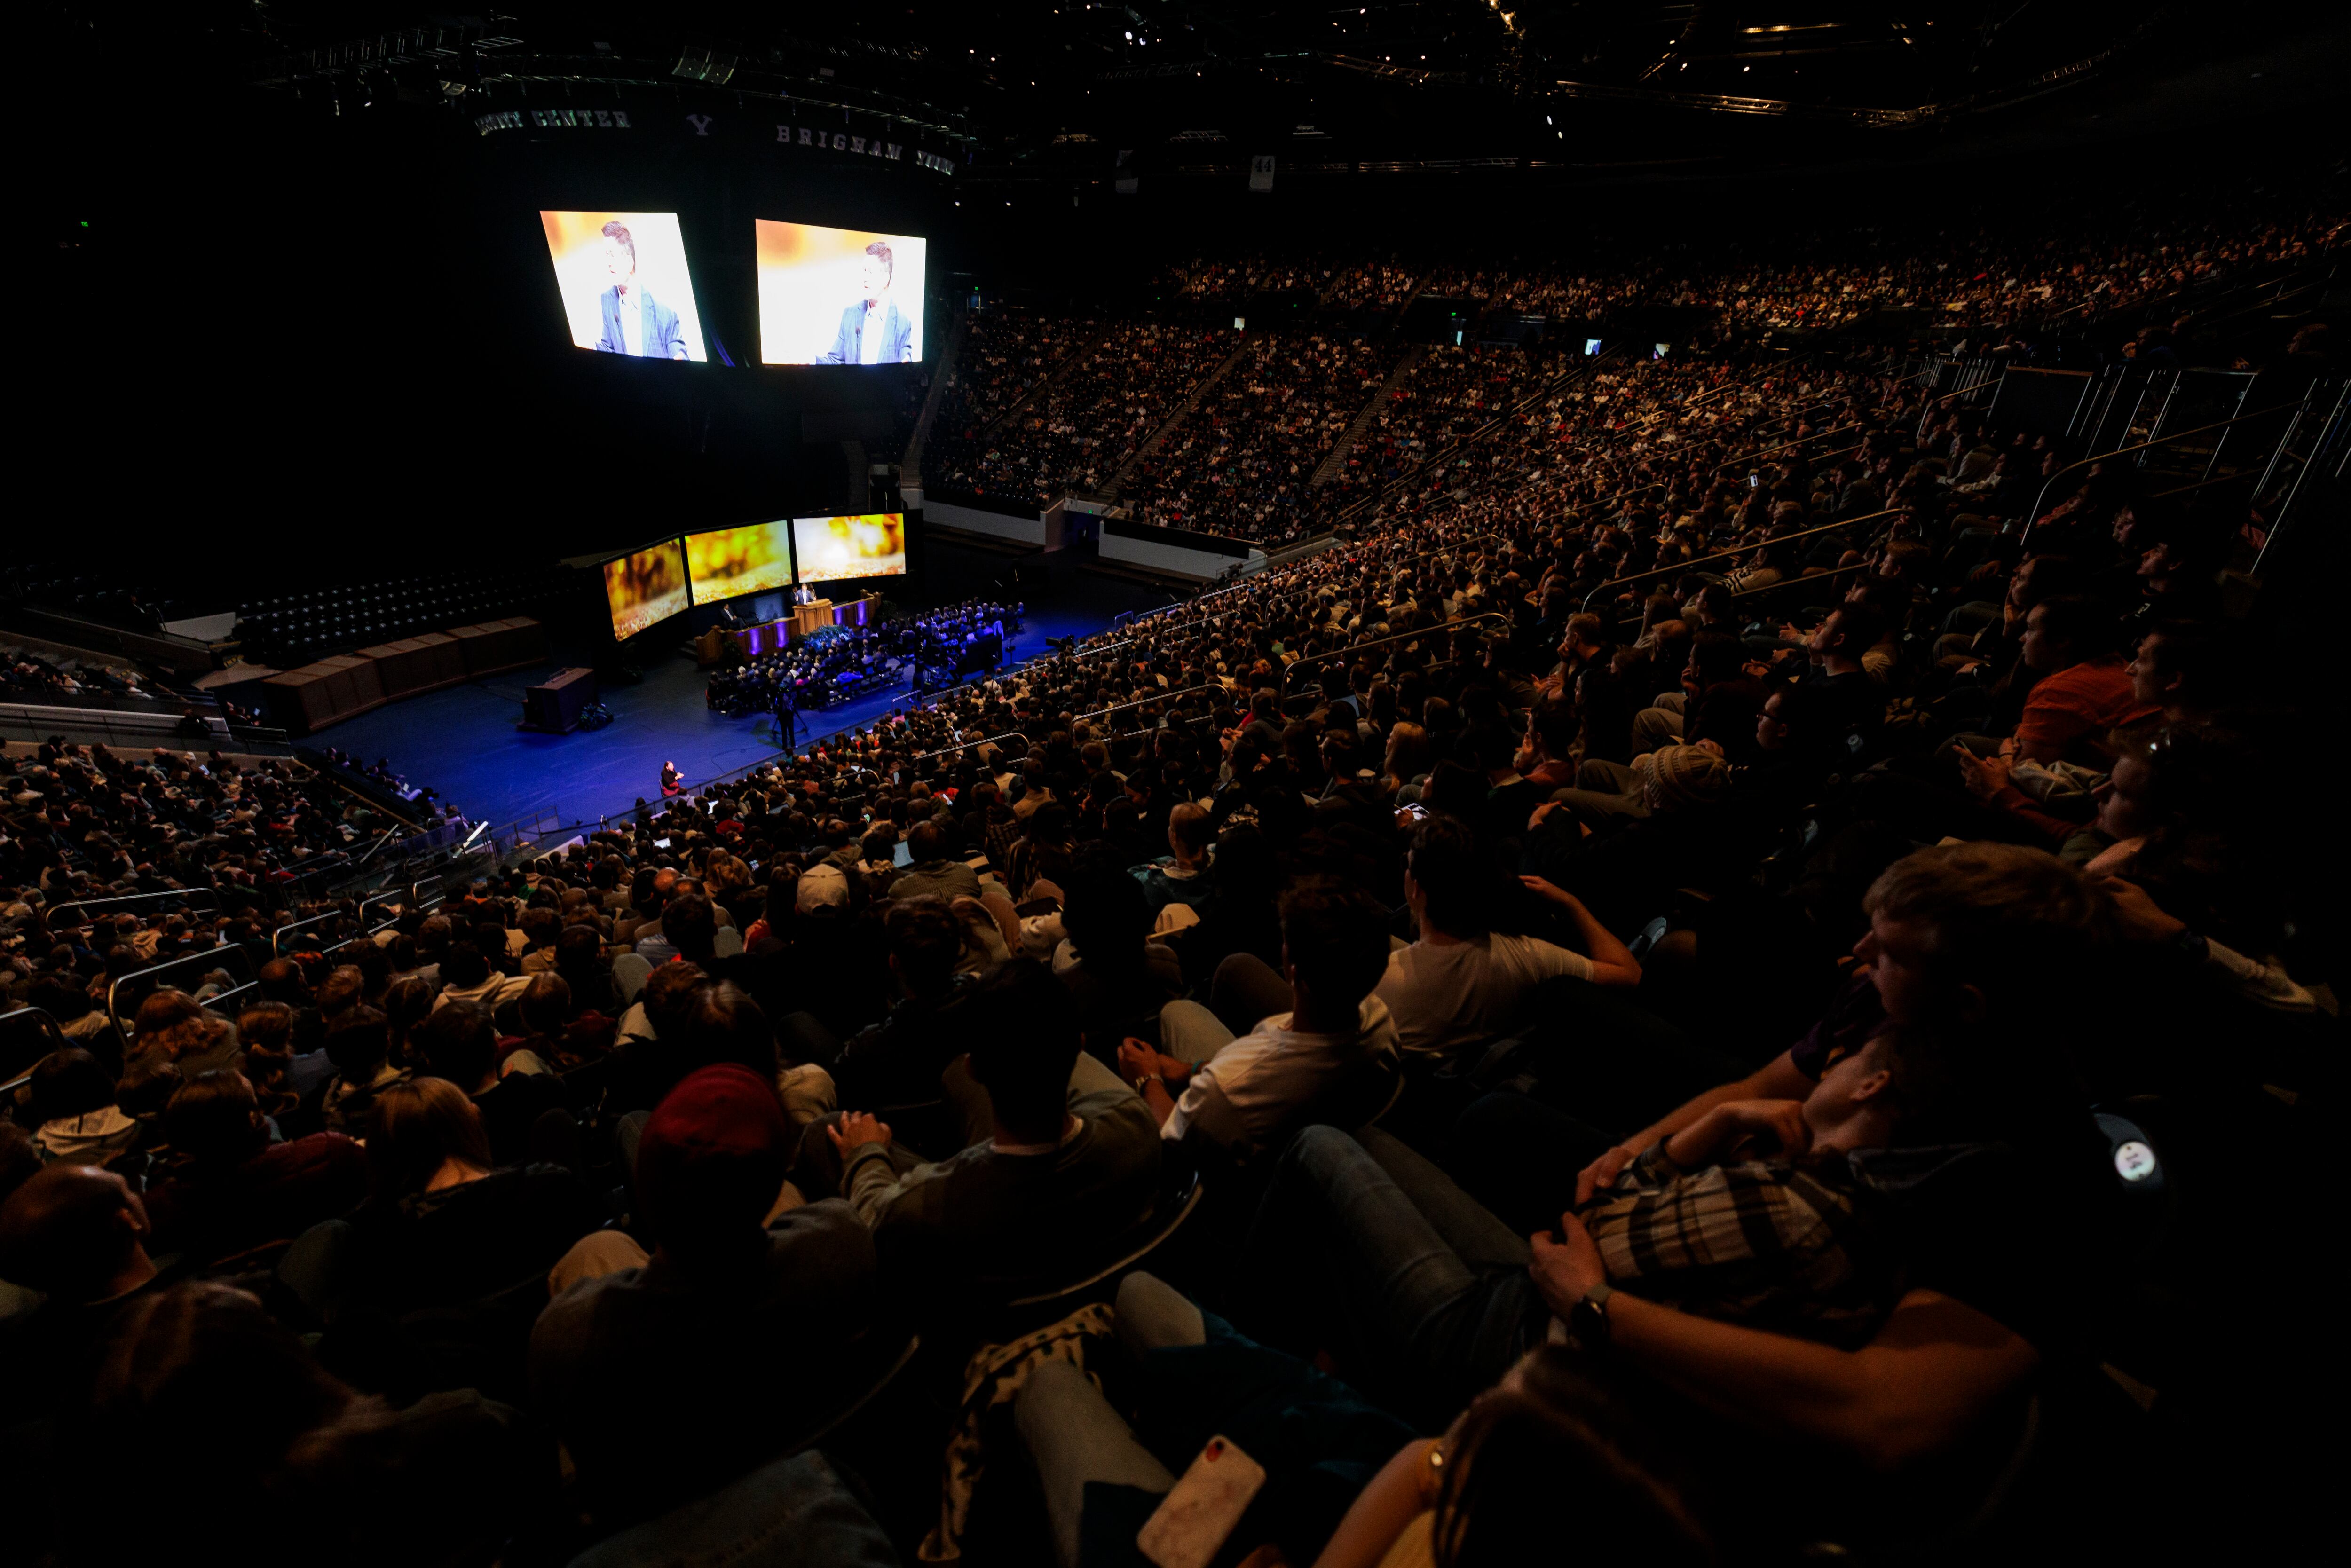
[312,553,1168,838]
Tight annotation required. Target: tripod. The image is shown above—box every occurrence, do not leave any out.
[769,689,807,749]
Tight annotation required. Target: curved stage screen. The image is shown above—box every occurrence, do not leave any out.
[540,211,710,363]
[792,513,906,583]
[686,522,796,604]
[756,221,928,366]
[602,538,691,639]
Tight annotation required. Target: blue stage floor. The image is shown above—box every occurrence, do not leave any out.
[316,552,1168,838]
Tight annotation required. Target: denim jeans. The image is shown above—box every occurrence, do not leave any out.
[1550,756,1650,827]
[1245,1125,1543,1423]
[1016,1273,1207,1568]
[568,1450,899,1568]
[1442,1093,1615,1237]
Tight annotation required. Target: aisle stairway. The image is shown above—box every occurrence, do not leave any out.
[1101,331,1258,499]
[1312,345,1425,487]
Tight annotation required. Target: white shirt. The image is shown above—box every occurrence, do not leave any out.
[859,298,886,365]
[1373,932,1595,1060]
[615,283,644,357]
[1164,996,1399,1153]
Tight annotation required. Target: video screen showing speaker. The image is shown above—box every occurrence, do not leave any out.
[755,221,927,366]
[685,523,796,605]
[540,211,710,362]
[602,539,691,640]
[792,513,906,583]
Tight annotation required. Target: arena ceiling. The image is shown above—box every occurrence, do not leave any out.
[44,2,2350,183]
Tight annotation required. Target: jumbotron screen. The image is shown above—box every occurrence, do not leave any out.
[756,221,928,366]
[685,523,795,604]
[602,539,690,640]
[540,210,710,362]
[792,513,906,583]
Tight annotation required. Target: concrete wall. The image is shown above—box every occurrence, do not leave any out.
[922,498,1050,547]
[1098,530,1267,582]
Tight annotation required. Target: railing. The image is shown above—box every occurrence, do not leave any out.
[2018,396,2311,550]
[0,700,289,753]
[1915,360,2003,439]
[106,944,260,1043]
[272,907,357,956]
[1580,505,1909,613]
[914,729,1032,766]
[1080,528,1518,676]
[0,1005,71,1082]
[1327,342,1625,527]
[2251,378,2351,576]
[1118,575,1271,630]
[1281,613,1513,678]
[45,886,222,927]
[1073,684,1223,726]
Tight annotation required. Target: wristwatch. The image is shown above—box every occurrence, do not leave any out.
[1570,1281,1616,1348]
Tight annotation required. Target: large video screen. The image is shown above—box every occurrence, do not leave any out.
[756,221,928,366]
[540,211,709,362]
[792,514,907,584]
[602,539,691,640]
[686,523,796,605]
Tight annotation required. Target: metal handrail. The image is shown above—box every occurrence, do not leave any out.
[272,907,355,956]
[1573,411,1864,521]
[1580,505,1909,612]
[1282,612,1512,675]
[0,1005,72,1078]
[1912,364,2005,438]
[1711,420,1863,477]
[1073,684,1223,725]
[2017,397,2311,550]
[107,944,259,1042]
[44,887,222,926]
[1732,561,1871,604]
[201,981,263,1022]
[1101,527,1515,646]
[1125,576,1263,627]
[1602,560,1874,632]
[914,728,1032,765]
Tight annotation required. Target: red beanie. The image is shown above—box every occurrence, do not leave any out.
[635,1064,791,1254]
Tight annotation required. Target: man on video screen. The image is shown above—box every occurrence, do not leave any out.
[595,221,689,360]
[817,241,914,365]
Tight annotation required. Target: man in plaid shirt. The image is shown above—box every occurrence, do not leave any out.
[1247,1023,1949,1416]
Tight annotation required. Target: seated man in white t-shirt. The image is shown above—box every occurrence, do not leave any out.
[1119,879,1399,1162]
[1373,816,1642,1064]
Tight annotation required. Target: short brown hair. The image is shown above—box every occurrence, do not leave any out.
[1863,843,2104,1001]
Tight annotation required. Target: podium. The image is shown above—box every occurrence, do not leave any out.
[523,668,597,733]
[792,599,834,637]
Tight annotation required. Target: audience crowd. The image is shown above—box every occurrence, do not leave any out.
[1123,333,1400,542]
[706,597,1024,716]
[0,199,2337,1568]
